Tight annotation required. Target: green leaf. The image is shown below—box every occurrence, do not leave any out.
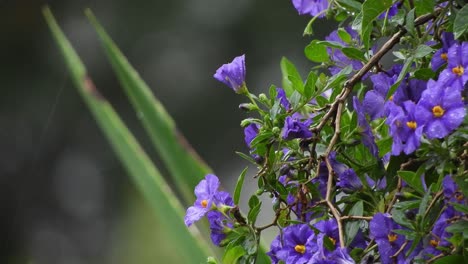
[386,56,413,99]
[234,167,248,205]
[361,0,393,48]
[248,199,262,225]
[43,7,212,262]
[341,47,367,61]
[454,4,468,39]
[405,9,416,36]
[345,201,363,246]
[414,44,433,58]
[280,57,303,96]
[415,0,435,15]
[305,40,330,63]
[398,171,424,194]
[86,10,211,205]
[338,28,352,43]
[433,255,465,264]
[414,68,436,80]
[336,0,362,12]
[303,71,318,100]
[222,245,246,264]
[376,137,392,158]
[446,220,468,234]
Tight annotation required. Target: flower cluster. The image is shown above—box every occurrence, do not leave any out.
[185,1,468,263]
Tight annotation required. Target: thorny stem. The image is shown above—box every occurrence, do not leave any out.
[312,10,441,249]
[340,215,373,221]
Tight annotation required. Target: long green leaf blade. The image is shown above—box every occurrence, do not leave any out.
[43,7,212,262]
[85,10,211,204]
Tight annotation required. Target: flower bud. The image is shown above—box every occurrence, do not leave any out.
[258,93,268,103]
[239,103,257,111]
[272,126,281,135]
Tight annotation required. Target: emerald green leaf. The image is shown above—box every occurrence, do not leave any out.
[415,0,435,15]
[414,68,436,80]
[446,220,468,234]
[341,47,367,61]
[336,0,362,12]
[338,28,352,43]
[433,255,465,264]
[303,71,318,100]
[386,56,413,99]
[305,40,330,63]
[234,167,248,205]
[222,245,246,264]
[398,171,424,194]
[361,0,393,48]
[43,7,212,262]
[86,10,211,205]
[454,4,468,39]
[280,57,303,96]
[248,201,262,225]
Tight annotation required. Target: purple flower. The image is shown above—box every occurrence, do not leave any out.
[292,0,329,17]
[282,116,313,140]
[337,168,363,193]
[416,80,466,139]
[353,96,379,157]
[378,3,399,19]
[423,207,455,258]
[386,101,425,155]
[314,219,339,247]
[366,175,387,190]
[275,224,317,264]
[370,213,409,264]
[214,54,247,93]
[392,78,426,105]
[443,175,466,205]
[244,123,260,148]
[325,28,364,76]
[309,247,355,264]
[437,42,468,91]
[267,235,282,264]
[431,32,456,71]
[184,174,221,226]
[277,87,291,110]
[206,191,234,246]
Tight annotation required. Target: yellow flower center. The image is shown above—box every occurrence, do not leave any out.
[406,121,417,130]
[389,95,394,101]
[430,239,439,247]
[329,237,336,246]
[455,192,464,201]
[432,105,445,117]
[441,53,448,61]
[452,65,464,76]
[294,244,306,254]
[201,199,208,208]
[388,233,398,243]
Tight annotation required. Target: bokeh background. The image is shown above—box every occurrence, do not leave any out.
[1,1,333,263]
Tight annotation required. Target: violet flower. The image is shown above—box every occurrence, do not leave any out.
[277,87,291,110]
[431,32,456,71]
[337,168,363,193]
[292,0,329,17]
[185,174,221,226]
[206,191,234,246]
[385,101,425,155]
[437,42,468,91]
[244,123,260,148]
[282,116,313,140]
[416,79,466,139]
[370,213,410,264]
[354,96,379,157]
[274,224,317,264]
[214,54,247,93]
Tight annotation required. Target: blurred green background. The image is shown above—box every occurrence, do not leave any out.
[1,1,333,263]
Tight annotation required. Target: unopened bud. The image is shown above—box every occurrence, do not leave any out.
[272,127,281,135]
[258,93,268,103]
[238,103,257,111]
[256,189,264,195]
[254,155,265,164]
